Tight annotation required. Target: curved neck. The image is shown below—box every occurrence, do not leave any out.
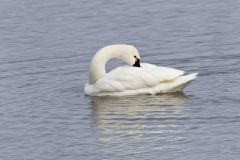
[88,46,124,84]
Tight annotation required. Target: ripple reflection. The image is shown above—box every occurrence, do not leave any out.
[89,93,191,157]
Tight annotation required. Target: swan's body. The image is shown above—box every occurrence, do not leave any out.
[84,45,198,96]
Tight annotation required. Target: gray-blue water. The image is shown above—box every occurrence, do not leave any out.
[1,0,240,159]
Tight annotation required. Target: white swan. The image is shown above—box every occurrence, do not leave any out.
[84,44,198,96]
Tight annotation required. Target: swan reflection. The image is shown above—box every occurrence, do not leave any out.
[88,93,190,156]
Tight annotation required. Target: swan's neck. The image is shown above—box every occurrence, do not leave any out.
[89,46,123,84]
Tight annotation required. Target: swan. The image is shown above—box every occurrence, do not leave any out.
[84,44,198,96]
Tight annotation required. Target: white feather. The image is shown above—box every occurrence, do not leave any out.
[84,45,198,96]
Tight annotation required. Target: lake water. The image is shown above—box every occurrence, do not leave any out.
[1,0,240,159]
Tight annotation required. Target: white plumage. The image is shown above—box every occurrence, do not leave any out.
[84,45,198,96]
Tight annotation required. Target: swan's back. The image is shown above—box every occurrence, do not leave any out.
[84,63,197,96]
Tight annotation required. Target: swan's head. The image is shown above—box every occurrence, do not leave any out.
[89,44,141,84]
[121,45,141,67]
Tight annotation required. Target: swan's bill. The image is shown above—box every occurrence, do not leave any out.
[133,57,141,67]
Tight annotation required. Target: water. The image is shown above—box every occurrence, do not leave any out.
[0,0,240,159]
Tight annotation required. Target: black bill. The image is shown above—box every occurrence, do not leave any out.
[133,58,141,67]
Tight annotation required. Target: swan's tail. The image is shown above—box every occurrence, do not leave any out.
[165,73,198,93]
[148,73,198,94]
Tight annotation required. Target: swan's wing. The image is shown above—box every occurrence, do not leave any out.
[94,63,184,92]
[141,63,184,82]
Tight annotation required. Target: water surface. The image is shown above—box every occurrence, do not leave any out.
[0,0,240,159]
